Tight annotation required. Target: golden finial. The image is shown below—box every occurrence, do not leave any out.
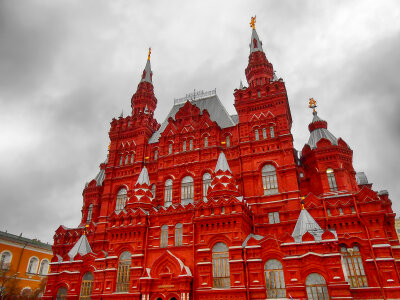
[300,196,305,209]
[83,224,89,235]
[148,47,151,61]
[309,98,317,113]
[250,16,256,29]
[108,143,111,150]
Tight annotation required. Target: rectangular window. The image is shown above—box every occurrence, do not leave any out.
[270,127,275,138]
[165,186,172,207]
[262,128,267,139]
[268,212,280,224]
[154,150,158,160]
[175,226,183,246]
[255,129,259,141]
[183,140,186,151]
[189,139,193,150]
[168,143,172,155]
[213,254,230,288]
[204,136,208,147]
[226,136,230,147]
[181,183,194,205]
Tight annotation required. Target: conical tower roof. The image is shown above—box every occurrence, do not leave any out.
[292,207,324,243]
[250,28,264,53]
[307,111,338,149]
[68,233,92,261]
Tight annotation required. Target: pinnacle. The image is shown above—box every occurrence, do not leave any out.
[136,166,150,186]
[214,152,231,173]
[141,59,152,84]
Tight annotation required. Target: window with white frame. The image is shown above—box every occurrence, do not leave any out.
[130,153,134,164]
[79,272,94,300]
[255,129,259,141]
[115,188,127,213]
[265,259,286,298]
[262,128,267,139]
[305,273,329,300]
[181,176,194,205]
[164,179,173,207]
[175,223,183,246]
[212,242,230,288]
[119,156,123,166]
[270,126,275,138]
[151,184,156,198]
[262,165,279,195]
[154,149,158,160]
[86,204,93,223]
[0,251,11,270]
[226,136,230,147]
[189,139,193,150]
[161,225,168,248]
[204,136,208,147]
[341,246,368,288]
[27,257,39,274]
[203,172,212,201]
[125,155,129,164]
[39,259,49,275]
[168,143,173,155]
[183,140,186,151]
[268,212,280,224]
[326,168,338,191]
[116,251,131,292]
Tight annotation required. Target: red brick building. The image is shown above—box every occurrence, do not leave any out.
[44,20,400,300]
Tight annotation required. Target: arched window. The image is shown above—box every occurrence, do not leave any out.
[226,136,230,147]
[79,272,94,300]
[326,168,338,191]
[0,251,12,270]
[161,225,168,248]
[270,126,275,138]
[86,204,93,223]
[265,259,286,298]
[168,143,173,155]
[175,223,183,246]
[255,129,259,141]
[154,149,158,160]
[262,128,267,139]
[151,184,156,198]
[119,156,123,166]
[27,257,39,274]
[39,259,49,275]
[189,139,193,150]
[204,136,208,147]
[202,173,212,201]
[130,153,134,164]
[183,140,187,152]
[164,179,173,207]
[56,287,68,300]
[212,242,230,288]
[116,251,131,292]
[305,273,329,300]
[115,188,127,213]
[125,155,129,164]
[262,165,278,195]
[341,246,368,288]
[181,176,194,205]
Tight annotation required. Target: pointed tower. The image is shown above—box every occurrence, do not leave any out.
[245,16,274,88]
[292,203,324,243]
[300,98,358,195]
[131,48,157,117]
[125,166,154,210]
[67,229,93,261]
[207,152,241,200]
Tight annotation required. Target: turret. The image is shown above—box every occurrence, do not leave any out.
[300,98,358,195]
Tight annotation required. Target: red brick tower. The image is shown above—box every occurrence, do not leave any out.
[44,17,400,300]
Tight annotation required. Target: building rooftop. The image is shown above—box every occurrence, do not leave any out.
[0,230,52,251]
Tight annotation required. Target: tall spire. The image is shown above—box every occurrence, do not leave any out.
[245,17,274,87]
[141,47,153,84]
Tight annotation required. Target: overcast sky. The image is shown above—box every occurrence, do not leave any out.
[1,0,400,244]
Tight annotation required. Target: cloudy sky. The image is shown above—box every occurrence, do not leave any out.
[1,0,400,244]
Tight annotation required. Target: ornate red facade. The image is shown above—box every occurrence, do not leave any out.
[44,22,400,300]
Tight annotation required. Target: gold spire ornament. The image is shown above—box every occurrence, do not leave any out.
[300,196,305,209]
[250,16,256,29]
[148,47,151,61]
[309,98,317,113]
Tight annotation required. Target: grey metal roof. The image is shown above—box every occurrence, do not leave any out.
[0,230,52,251]
[94,157,108,186]
[230,114,239,124]
[67,234,92,261]
[250,29,263,53]
[242,233,264,247]
[215,152,231,173]
[356,172,369,185]
[141,59,152,83]
[149,94,235,144]
[136,166,150,185]
[292,209,324,243]
[307,128,338,149]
